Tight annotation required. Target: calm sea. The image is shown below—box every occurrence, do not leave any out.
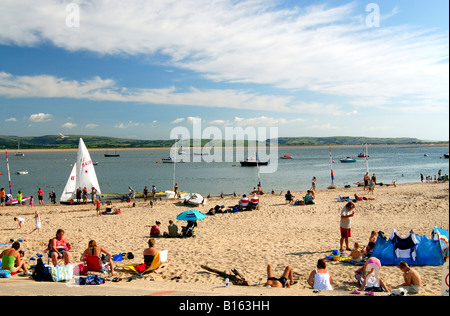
[1,145,448,200]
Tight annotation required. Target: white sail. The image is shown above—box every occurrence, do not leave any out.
[76,138,101,195]
[60,138,101,203]
[60,163,76,203]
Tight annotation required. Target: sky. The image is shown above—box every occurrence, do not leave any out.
[0,0,448,141]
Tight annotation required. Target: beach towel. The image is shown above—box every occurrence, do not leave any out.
[78,274,105,285]
[0,270,11,278]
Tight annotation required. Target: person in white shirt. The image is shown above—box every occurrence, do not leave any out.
[307,259,334,291]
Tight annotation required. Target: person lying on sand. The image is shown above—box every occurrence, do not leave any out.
[264,264,297,288]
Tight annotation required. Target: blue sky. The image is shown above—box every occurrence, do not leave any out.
[0,0,448,141]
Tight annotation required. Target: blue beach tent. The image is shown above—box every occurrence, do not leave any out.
[372,229,444,266]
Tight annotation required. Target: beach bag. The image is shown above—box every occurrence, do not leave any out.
[32,258,53,282]
[51,264,74,282]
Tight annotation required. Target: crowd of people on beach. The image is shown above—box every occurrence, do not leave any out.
[1,173,442,295]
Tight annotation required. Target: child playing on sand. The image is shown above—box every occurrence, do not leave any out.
[350,242,362,264]
[30,211,41,234]
[14,217,25,229]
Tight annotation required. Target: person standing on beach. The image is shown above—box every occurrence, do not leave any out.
[0,188,5,207]
[91,187,97,204]
[30,211,41,234]
[152,185,157,200]
[37,188,44,205]
[17,191,23,205]
[49,191,56,204]
[143,186,148,202]
[311,177,317,191]
[339,201,355,252]
[174,183,178,198]
[363,173,370,191]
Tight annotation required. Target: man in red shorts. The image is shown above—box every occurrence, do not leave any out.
[340,201,355,252]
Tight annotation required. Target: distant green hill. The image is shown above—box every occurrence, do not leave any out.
[274,136,427,146]
[0,135,445,150]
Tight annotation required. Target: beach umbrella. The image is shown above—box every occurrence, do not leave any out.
[176,210,206,221]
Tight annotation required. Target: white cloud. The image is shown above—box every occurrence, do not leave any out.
[0,72,294,112]
[29,113,52,122]
[85,123,99,129]
[4,117,16,122]
[62,122,77,129]
[115,121,140,129]
[171,118,185,124]
[0,0,447,116]
[309,123,338,130]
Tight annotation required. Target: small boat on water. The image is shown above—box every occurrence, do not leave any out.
[240,154,268,166]
[162,157,185,163]
[240,159,269,166]
[15,141,25,156]
[340,157,356,163]
[357,153,369,158]
[280,154,293,159]
[104,149,120,157]
[444,153,449,158]
[16,170,28,175]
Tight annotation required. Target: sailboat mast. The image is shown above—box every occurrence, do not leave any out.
[5,149,12,195]
[364,143,369,174]
[329,146,335,185]
[172,137,178,189]
[256,152,261,186]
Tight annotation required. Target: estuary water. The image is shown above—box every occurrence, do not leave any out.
[1,144,448,201]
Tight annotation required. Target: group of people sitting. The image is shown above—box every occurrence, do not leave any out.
[150,220,197,238]
[285,190,316,205]
[207,194,260,215]
[0,228,172,277]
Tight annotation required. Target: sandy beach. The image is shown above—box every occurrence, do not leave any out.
[0,181,448,296]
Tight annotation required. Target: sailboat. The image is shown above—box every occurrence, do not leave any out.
[4,149,31,205]
[327,146,338,189]
[104,149,120,157]
[15,140,24,157]
[165,137,189,199]
[60,138,101,204]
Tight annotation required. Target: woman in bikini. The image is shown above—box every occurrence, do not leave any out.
[264,264,297,288]
[49,229,72,266]
[81,240,114,274]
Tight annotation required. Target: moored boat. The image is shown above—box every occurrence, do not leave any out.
[280,154,293,159]
[340,157,356,163]
[162,157,185,163]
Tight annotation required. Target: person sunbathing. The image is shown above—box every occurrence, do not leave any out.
[264,264,297,288]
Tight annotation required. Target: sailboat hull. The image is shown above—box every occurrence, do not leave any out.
[240,161,268,166]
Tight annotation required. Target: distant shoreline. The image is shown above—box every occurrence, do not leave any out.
[0,142,448,153]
